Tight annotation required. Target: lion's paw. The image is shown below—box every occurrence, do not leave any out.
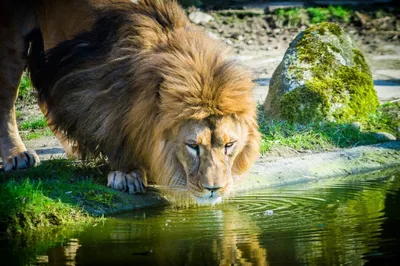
[107,170,147,194]
[3,150,40,172]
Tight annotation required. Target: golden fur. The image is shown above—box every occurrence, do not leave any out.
[0,0,260,203]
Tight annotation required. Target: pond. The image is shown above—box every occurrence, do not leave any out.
[2,169,400,265]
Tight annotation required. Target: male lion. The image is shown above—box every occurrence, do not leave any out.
[0,0,260,204]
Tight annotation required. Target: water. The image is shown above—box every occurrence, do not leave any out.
[2,169,400,265]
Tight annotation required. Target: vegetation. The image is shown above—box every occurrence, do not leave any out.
[18,73,34,101]
[18,115,53,140]
[0,159,119,233]
[259,102,399,154]
[211,4,398,29]
[20,116,47,130]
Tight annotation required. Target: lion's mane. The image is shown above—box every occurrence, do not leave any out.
[28,0,260,185]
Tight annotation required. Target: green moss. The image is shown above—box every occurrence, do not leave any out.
[352,48,370,72]
[279,22,378,124]
[280,85,327,124]
[296,23,342,65]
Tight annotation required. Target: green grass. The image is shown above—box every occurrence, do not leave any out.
[329,6,351,23]
[20,116,47,130]
[258,103,399,154]
[18,73,34,101]
[364,102,400,134]
[0,179,91,232]
[19,116,53,140]
[272,6,353,26]
[21,129,53,140]
[0,159,119,233]
[275,8,304,27]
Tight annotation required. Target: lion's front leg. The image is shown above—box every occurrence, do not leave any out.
[0,6,39,171]
[107,170,147,194]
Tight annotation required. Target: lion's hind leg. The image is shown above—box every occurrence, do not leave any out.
[107,170,147,194]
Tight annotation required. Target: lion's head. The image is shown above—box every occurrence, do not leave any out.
[143,28,261,204]
[172,115,259,203]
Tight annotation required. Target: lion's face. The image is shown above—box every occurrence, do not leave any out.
[174,115,249,204]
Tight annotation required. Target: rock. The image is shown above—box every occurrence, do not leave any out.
[373,132,397,141]
[188,11,214,25]
[207,32,219,40]
[349,122,362,131]
[224,39,233,45]
[264,22,379,124]
[372,16,396,31]
[355,11,370,27]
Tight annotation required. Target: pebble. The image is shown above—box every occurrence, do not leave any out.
[263,210,274,216]
[188,11,214,24]
[373,132,397,141]
[349,121,361,131]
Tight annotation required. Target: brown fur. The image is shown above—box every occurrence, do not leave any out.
[1,0,260,201]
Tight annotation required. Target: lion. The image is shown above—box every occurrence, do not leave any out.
[0,0,260,204]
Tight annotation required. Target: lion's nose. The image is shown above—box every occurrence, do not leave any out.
[202,185,223,192]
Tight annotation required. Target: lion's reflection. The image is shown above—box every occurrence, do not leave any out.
[40,208,269,265]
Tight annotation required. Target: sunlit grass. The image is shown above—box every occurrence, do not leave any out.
[20,116,47,130]
[19,116,53,140]
[258,102,399,154]
[0,159,115,232]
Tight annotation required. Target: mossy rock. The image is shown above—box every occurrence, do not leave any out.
[263,22,379,124]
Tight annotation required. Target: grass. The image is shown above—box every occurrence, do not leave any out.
[20,116,47,130]
[16,73,52,140]
[18,73,34,102]
[364,101,400,134]
[0,159,121,233]
[272,6,353,27]
[18,115,53,140]
[0,179,91,232]
[258,102,399,154]
[21,129,53,140]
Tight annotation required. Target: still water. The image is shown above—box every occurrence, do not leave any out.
[3,169,400,265]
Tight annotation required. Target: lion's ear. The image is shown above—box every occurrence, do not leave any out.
[232,121,261,175]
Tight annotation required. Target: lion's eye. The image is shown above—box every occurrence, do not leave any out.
[224,141,236,154]
[225,142,235,148]
[186,143,200,156]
